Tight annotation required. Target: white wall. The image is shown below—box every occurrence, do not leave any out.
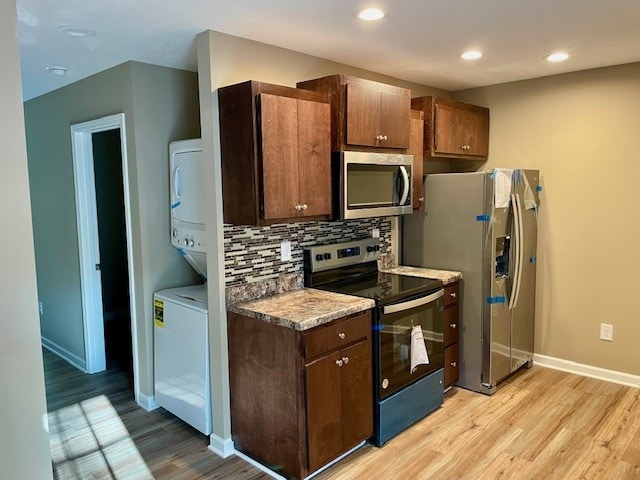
[455,62,640,376]
[0,0,53,477]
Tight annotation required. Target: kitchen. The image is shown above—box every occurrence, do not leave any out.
[4,2,640,480]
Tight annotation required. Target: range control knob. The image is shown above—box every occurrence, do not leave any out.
[315,254,323,261]
[324,253,331,260]
[367,246,375,253]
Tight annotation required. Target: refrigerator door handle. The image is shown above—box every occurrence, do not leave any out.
[508,193,521,310]
[510,193,525,310]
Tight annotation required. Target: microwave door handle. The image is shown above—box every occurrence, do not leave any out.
[383,289,443,315]
[399,166,410,206]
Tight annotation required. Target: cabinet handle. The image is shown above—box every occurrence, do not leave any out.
[338,332,346,340]
[450,323,457,329]
[450,292,457,298]
[336,359,344,367]
[450,361,457,367]
[342,356,349,364]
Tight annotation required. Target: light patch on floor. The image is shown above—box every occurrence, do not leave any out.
[48,394,153,479]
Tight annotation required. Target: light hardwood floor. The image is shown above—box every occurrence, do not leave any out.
[44,350,640,479]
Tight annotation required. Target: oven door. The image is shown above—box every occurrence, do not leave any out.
[376,289,444,400]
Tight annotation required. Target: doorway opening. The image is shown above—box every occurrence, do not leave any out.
[70,113,140,400]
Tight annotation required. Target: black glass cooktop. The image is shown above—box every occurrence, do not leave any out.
[312,271,443,306]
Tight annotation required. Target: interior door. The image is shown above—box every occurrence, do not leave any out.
[510,170,539,371]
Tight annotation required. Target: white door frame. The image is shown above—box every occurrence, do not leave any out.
[70,114,140,397]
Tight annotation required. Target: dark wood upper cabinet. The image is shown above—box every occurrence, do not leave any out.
[218,81,331,226]
[412,96,490,160]
[409,109,424,210]
[297,74,411,152]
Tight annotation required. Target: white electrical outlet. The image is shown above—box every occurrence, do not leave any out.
[600,323,613,342]
[39,301,43,315]
[372,228,380,238]
[280,240,291,261]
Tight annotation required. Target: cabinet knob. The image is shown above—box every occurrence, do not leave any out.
[338,332,346,340]
[382,135,388,141]
[301,204,308,210]
[295,204,302,211]
[376,135,383,141]
[419,197,424,203]
[342,356,349,364]
[450,323,457,329]
[336,359,344,367]
[450,292,456,298]
[450,361,457,367]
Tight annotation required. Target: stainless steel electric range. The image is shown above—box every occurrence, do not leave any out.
[304,238,445,446]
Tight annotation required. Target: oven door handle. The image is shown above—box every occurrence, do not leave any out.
[383,289,443,315]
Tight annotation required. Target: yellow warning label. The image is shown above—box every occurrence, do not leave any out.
[154,298,164,328]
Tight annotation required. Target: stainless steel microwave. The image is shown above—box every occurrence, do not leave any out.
[335,151,413,219]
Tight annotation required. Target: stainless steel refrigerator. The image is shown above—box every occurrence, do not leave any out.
[402,170,540,395]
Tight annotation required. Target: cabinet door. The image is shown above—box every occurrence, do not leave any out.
[380,91,410,148]
[345,84,381,147]
[306,351,344,472]
[444,343,459,388]
[470,109,490,156]
[259,93,300,220]
[409,110,424,210]
[297,98,332,217]
[339,340,373,451]
[433,102,471,156]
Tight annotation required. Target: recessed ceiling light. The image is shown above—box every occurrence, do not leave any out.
[545,52,569,63]
[356,8,384,21]
[47,66,68,76]
[57,25,97,37]
[460,50,483,60]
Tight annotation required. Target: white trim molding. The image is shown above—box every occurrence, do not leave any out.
[42,336,86,372]
[534,354,640,389]
[208,434,235,458]
[70,113,142,404]
[136,392,159,411]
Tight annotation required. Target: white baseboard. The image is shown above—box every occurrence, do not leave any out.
[208,434,235,458]
[136,392,159,411]
[228,441,365,480]
[533,353,640,388]
[232,450,286,480]
[42,336,86,372]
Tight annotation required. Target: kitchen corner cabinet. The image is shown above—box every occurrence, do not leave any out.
[409,109,424,210]
[443,281,460,388]
[297,74,411,152]
[218,80,332,226]
[227,311,373,480]
[411,96,489,160]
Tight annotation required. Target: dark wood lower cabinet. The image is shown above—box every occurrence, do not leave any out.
[227,310,373,479]
[444,281,461,389]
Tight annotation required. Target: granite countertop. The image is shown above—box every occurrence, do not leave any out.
[227,288,375,331]
[382,265,462,285]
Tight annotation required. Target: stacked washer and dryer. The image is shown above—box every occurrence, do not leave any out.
[153,139,211,435]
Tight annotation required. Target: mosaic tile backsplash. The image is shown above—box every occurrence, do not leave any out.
[223,218,392,286]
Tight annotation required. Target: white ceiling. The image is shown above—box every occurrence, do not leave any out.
[17,0,640,101]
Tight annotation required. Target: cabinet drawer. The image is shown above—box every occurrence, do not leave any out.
[444,282,459,307]
[304,312,371,361]
[444,343,459,388]
[444,306,459,347]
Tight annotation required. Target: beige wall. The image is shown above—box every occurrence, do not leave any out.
[454,62,640,376]
[0,0,53,477]
[24,62,201,398]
